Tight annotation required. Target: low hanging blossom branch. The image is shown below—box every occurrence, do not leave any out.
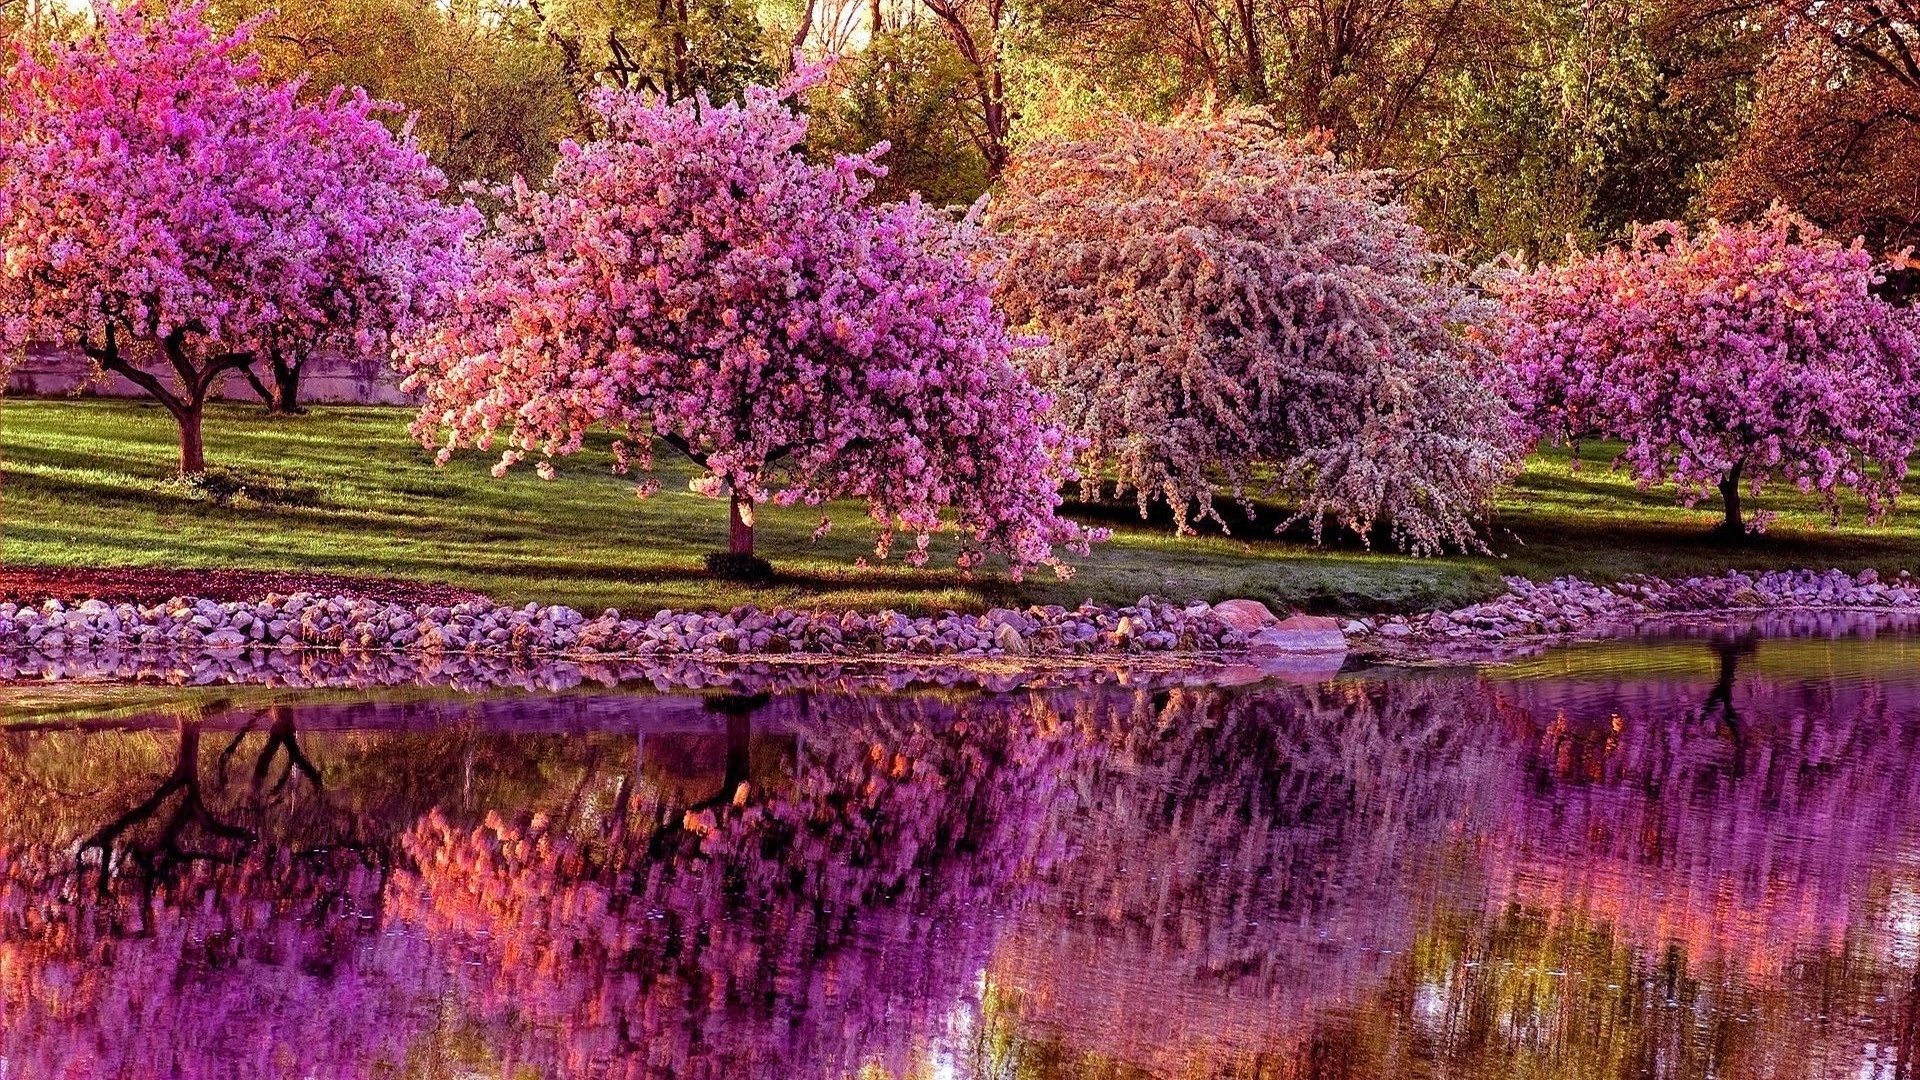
[398,73,1096,576]
[1489,209,1920,535]
[989,104,1522,556]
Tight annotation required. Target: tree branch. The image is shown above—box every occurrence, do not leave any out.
[196,350,257,398]
[86,338,187,416]
[661,431,710,468]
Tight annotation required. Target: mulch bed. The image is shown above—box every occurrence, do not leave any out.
[0,566,489,607]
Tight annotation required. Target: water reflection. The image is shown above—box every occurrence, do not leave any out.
[0,643,1324,698]
[4,631,1920,1078]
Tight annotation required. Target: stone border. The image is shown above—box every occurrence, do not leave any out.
[6,567,1910,686]
[1349,567,1920,661]
[0,593,1266,663]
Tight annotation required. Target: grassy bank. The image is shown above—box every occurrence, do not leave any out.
[4,398,1918,615]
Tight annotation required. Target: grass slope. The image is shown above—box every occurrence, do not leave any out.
[4,398,1919,615]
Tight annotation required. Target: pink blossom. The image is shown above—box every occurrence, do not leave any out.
[991,106,1521,555]
[1490,211,1920,531]
[0,3,478,473]
[399,79,1093,573]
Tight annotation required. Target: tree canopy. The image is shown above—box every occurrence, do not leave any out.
[399,77,1093,572]
[1492,211,1920,534]
[0,2,477,474]
[992,107,1521,554]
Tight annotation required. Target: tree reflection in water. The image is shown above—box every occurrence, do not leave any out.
[986,636,1920,1078]
[2,635,1920,1079]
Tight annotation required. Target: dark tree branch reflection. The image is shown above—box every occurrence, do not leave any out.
[77,717,257,895]
[1695,633,1760,777]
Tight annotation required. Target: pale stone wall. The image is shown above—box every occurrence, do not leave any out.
[3,345,415,405]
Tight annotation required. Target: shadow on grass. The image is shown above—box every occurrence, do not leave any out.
[1063,494,1461,556]
[1490,507,1920,581]
[1507,469,1687,510]
[3,454,342,511]
[1065,491,1305,535]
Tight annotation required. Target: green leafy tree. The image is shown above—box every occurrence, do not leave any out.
[532,0,777,106]
[1410,0,1755,258]
[806,27,990,205]
[1014,0,1753,259]
[209,0,576,188]
[1708,3,1920,252]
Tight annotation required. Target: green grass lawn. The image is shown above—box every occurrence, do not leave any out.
[4,398,1920,615]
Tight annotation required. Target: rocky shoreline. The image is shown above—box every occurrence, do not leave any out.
[0,593,1290,662]
[0,567,1915,682]
[1349,567,1920,659]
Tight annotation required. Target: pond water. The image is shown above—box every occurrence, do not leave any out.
[4,622,1920,1079]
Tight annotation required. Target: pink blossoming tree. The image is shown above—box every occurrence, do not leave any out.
[1492,211,1920,536]
[399,79,1092,576]
[991,106,1522,556]
[239,84,480,415]
[0,3,476,472]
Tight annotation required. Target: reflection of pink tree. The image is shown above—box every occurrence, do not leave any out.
[6,664,1919,1080]
[1311,655,1920,1080]
[1480,645,1920,977]
[0,834,429,1077]
[387,690,1088,1078]
[0,710,443,1078]
[0,691,1090,1078]
[986,678,1516,1073]
[74,718,256,895]
[984,660,1920,1079]
[0,713,641,1078]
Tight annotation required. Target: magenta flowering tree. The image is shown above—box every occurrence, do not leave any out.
[241,86,482,415]
[0,4,475,471]
[1493,211,1920,536]
[399,79,1093,575]
[991,107,1522,556]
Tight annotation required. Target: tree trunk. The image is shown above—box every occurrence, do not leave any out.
[244,354,305,413]
[729,491,754,556]
[1717,462,1744,537]
[926,0,1011,182]
[1236,0,1266,100]
[789,0,817,59]
[271,356,304,414]
[87,327,249,477]
[179,405,206,476]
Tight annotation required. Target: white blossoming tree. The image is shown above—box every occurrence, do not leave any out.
[990,106,1522,555]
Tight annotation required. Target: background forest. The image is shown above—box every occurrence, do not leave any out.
[2,0,1904,265]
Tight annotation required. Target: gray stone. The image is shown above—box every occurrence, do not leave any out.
[1248,623,1348,654]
